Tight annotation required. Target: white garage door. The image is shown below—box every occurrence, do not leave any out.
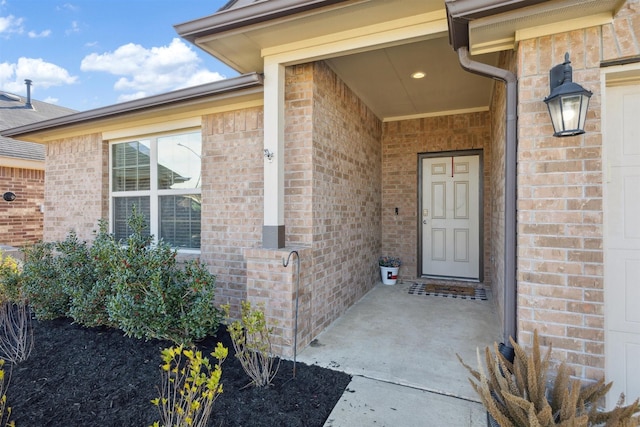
[604,81,640,408]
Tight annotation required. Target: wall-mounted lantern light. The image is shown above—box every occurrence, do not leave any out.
[543,52,592,137]
[3,192,16,202]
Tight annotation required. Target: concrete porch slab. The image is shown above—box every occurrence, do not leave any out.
[297,281,502,426]
[324,376,487,427]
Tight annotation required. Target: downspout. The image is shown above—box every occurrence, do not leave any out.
[457,47,518,359]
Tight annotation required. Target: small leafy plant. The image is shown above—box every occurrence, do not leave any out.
[0,359,14,427]
[378,256,401,267]
[458,330,640,426]
[151,343,227,427]
[223,301,280,388]
[0,251,33,364]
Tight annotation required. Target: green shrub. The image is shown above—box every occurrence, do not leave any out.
[10,208,222,346]
[0,251,21,303]
[151,343,227,427]
[65,221,119,328]
[106,209,222,345]
[20,242,69,320]
[223,301,280,388]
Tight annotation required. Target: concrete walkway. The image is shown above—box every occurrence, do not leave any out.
[297,281,502,426]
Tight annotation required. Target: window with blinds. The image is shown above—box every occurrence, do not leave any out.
[110,131,201,250]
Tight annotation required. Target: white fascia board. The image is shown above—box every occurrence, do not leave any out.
[515,12,613,42]
[261,10,448,65]
[0,156,44,170]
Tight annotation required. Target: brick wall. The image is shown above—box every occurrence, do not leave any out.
[0,166,44,246]
[516,0,640,380]
[235,62,382,355]
[200,107,264,315]
[44,134,108,242]
[307,61,382,337]
[244,247,313,356]
[382,112,493,283]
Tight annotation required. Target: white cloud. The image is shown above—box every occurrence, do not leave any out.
[0,57,77,95]
[0,14,24,36]
[81,38,225,100]
[65,20,80,35]
[28,29,52,38]
[57,3,79,12]
[43,96,59,105]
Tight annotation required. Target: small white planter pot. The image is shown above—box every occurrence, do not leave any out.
[380,266,399,285]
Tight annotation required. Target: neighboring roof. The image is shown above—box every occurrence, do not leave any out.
[0,92,76,162]
[1,73,264,143]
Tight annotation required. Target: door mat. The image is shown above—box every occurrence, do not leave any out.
[408,282,488,300]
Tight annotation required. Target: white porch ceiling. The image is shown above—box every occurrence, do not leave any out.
[325,37,499,121]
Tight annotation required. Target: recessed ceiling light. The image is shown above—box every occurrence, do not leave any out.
[411,71,426,79]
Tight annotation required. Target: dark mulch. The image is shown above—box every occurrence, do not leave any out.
[6,318,351,426]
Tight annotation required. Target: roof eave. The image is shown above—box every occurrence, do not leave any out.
[445,0,549,50]
[174,0,350,42]
[2,73,264,139]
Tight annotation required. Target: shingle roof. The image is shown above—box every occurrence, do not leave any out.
[218,0,262,11]
[0,92,76,162]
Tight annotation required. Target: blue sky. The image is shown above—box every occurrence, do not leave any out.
[0,0,239,112]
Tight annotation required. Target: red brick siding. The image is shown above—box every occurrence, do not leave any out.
[0,166,44,246]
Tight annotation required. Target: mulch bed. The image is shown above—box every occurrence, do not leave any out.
[5,318,351,426]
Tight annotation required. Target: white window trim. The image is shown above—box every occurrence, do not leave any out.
[108,128,202,253]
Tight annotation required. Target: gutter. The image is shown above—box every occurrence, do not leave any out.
[445,0,537,359]
[2,73,264,138]
[458,46,517,359]
[175,0,350,43]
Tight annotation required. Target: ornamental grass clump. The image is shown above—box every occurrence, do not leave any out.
[458,330,640,426]
[223,301,280,388]
[151,343,227,427]
[0,251,33,364]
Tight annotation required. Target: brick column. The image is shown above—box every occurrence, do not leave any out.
[244,247,312,357]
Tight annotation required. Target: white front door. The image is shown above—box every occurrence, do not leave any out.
[605,82,640,407]
[421,154,480,280]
